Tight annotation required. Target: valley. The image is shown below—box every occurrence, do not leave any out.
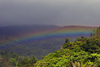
[0,25,97,59]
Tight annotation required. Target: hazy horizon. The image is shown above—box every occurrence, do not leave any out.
[0,0,100,27]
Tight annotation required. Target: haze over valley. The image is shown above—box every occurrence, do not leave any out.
[0,25,97,59]
[0,0,100,66]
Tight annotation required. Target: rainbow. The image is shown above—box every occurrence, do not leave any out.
[0,26,96,48]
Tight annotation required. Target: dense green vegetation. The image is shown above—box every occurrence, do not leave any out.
[0,26,95,60]
[0,50,37,67]
[0,26,100,67]
[0,50,20,67]
[0,25,60,60]
[0,36,64,59]
[34,26,100,67]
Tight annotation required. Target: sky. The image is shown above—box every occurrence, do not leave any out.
[0,0,100,27]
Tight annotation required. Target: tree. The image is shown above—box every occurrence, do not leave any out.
[65,38,70,43]
[18,55,37,67]
[10,58,17,66]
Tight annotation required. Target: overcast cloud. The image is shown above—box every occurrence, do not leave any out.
[0,0,100,26]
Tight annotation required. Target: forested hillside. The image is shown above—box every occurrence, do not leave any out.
[0,50,37,67]
[0,25,96,59]
[34,26,100,67]
[0,26,100,67]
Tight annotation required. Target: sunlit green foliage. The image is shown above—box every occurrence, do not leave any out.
[0,26,100,67]
[34,26,100,67]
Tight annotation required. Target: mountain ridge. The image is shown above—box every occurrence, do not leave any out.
[0,25,97,59]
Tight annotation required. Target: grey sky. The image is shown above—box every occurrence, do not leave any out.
[0,0,100,26]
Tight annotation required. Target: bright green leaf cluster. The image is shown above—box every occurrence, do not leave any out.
[34,26,100,67]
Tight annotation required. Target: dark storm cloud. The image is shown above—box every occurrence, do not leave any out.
[0,0,61,26]
[0,0,100,26]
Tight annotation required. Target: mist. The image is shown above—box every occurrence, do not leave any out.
[0,0,100,26]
